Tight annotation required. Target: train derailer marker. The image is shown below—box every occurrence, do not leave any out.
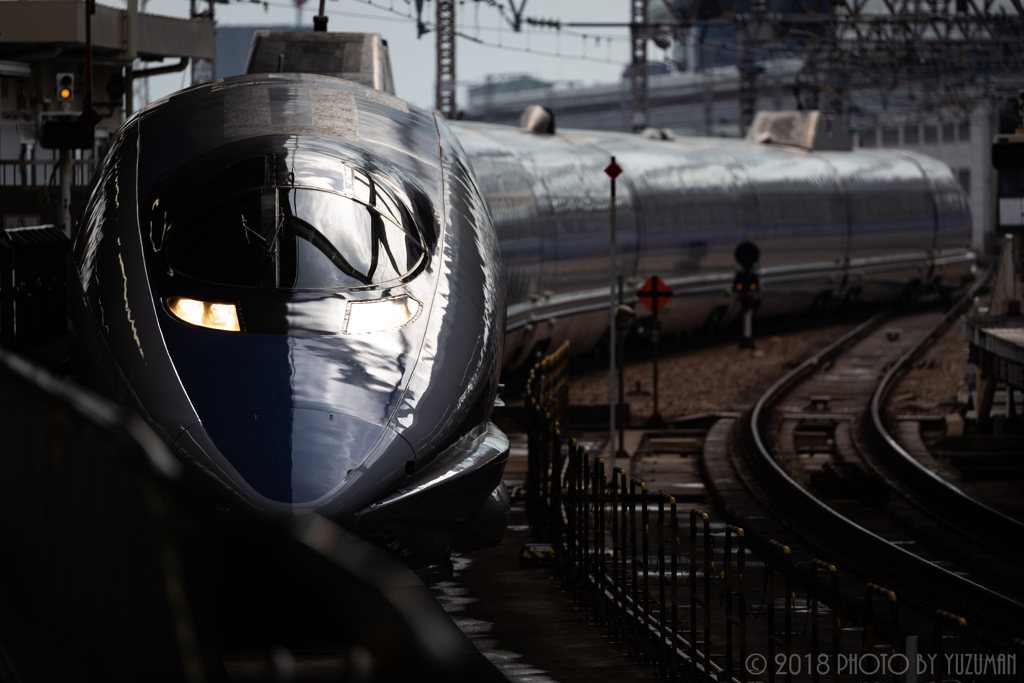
[519,543,555,568]
[637,276,673,428]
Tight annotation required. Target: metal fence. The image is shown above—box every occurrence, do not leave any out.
[0,159,97,188]
[524,343,982,683]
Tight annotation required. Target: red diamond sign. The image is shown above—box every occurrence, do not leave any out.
[604,159,623,180]
[637,276,674,314]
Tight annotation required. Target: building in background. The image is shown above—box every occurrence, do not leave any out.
[0,0,213,232]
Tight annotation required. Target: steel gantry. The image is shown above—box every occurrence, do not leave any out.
[630,0,650,132]
[435,0,457,118]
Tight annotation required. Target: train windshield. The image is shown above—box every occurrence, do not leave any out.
[161,167,424,290]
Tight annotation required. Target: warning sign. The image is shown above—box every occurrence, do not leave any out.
[637,276,674,314]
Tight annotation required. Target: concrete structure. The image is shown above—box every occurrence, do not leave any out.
[0,0,214,232]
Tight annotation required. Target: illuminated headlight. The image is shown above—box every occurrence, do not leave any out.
[344,296,421,334]
[167,297,240,332]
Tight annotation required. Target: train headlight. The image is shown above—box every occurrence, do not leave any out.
[167,297,240,331]
[344,296,420,334]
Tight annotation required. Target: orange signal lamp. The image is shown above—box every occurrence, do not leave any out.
[60,88,72,100]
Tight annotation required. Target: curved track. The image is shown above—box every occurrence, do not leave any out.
[864,307,1024,566]
[737,282,1024,650]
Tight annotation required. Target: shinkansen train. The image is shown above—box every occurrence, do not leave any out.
[452,113,974,368]
[65,31,974,581]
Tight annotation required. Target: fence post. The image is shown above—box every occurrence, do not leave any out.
[725,525,745,683]
[630,479,641,657]
[783,547,792,683]
[865,585,874,655]
[621,470,630,647]
[864,582,897,667]
[830,564,841,683]
[566,439,577,593]
[810,561,831,683]
[550,428,564,571]
[658,495,667,678]
[670,497,679,683]
[596,459,606,627]
[527,364,543,529]
[641,484,651,662]
[690,509,699,682]
[933,611,968,683]
[738,528,747,683]
[585,446,593,610]
[611,467,621,641]
[767,541,790,683]
[702,512,712,683]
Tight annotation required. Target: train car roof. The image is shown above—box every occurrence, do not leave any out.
[450,119,962,189]
[134,73,443,205]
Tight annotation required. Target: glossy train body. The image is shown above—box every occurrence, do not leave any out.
[451,122,975,368]
[70,62,974,582]
[69,74,508,582]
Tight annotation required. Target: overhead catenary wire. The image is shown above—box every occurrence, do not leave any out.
[249,0,635,65]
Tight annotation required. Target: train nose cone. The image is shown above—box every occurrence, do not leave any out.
[202,409,401,505]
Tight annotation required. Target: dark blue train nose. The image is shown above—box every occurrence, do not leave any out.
[202,409,394,504]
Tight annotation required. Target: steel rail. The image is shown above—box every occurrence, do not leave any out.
[865,270,1024,558]
[744,294,1024,649]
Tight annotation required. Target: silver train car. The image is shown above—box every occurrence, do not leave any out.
[451,116,975,368]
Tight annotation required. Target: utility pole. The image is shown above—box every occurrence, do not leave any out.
[737,43,756,136]
[436,0,456,118]
[737,0,771,137]
[629,0,648,133]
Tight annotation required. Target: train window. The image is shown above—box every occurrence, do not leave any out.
[924,126,938,144]
[284,188,422,288]
[904,125,919,145]
[163,179,424,290]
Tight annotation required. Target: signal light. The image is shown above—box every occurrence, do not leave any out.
[732,270,760,293]
[56,73,74,101]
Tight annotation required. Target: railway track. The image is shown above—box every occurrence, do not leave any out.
[494,284,1023,681]
[726,281,1024,652]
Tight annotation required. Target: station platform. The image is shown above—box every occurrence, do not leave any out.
[962,313,1024,388]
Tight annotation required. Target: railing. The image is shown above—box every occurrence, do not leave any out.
[0,158,97,187]
[523,343,981,683]
[0,346,505,682]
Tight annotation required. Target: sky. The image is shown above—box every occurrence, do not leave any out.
[132,0,672,110]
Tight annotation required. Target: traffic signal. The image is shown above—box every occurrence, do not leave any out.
[733,269,760,293]
[56,73,74,101]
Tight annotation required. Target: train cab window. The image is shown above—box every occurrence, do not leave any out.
[159,162,424,290]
